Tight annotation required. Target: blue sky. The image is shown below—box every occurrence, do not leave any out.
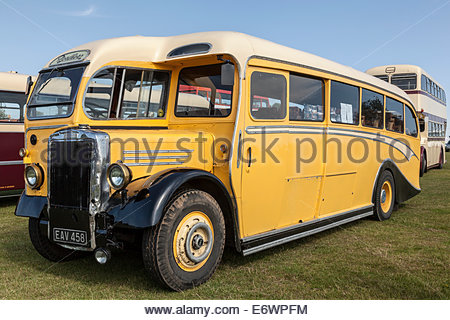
[1,0,449,136]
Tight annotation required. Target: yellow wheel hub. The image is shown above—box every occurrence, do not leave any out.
[173,211,214,272]
[380,181,392,213]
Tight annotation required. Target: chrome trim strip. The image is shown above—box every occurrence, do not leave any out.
[244,124,417,160]
[126,161,185,167]
[242,210,373,256]
[242,205,373,243]
[123,149,194,154]
[327,126,417,158]
[123,155,189,160]
[25,124,68,134]
[0,160,23,166]
[0,193,21,198]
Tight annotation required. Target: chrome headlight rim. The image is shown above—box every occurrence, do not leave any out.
[24,164,44,189]
[107,162,131,190]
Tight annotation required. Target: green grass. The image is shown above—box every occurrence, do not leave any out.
[1,154,449,299]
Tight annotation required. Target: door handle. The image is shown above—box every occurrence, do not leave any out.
[247,147,252,167]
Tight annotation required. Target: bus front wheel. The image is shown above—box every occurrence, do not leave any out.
[29,217,84,262]
[374,170,395,221]
[142,189,225,291]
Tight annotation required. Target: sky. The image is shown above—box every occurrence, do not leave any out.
[1,0,449,137]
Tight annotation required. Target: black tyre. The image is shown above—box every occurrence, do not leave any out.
[438,149,444,169]
[142,189,225,291]
[423,153,428,173]
[29,217,83,262]
[373,170,395,221]
[419,152,426,177]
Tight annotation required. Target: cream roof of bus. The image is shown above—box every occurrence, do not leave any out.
[365,64,444,89]
[0,71,34,93]
[43,31,412,104]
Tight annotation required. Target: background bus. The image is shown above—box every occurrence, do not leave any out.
[366,65,447,175]
[0,71,33,198]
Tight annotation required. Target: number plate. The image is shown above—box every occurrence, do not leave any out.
[53,228,88,246]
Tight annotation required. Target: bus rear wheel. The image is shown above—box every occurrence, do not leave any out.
[142,189,225,291]
[420,152,426,177]
[374,171,395,221]
[438,149,444,169]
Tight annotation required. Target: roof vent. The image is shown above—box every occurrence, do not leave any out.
[167,43,211,58]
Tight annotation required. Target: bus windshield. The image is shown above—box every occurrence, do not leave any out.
[0,91,27,122]
[27,66,84,119]
[391,73,417,90]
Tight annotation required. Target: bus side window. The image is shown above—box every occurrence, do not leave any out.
[421,74,427,91]
[289,74,324,122]
[250,71,286,120]
[85,68,115,119]
[330,81,359,125]
[404,105,418,137]
[175,64,233,117]
[385,97,404,133]
[361,88,383,129]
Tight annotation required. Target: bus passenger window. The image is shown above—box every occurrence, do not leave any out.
[330,81,359,125]
[289,74,323,122]
[175,64,233,117]
[421,75,427,91]
[85,68,115,119]
[404,105,418,137]
[250,71,286,120]
[361,89,383,129]
[385,97,404,133]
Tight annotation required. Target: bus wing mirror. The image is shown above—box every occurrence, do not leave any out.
[25,76,33,96]
[221,63,235,86]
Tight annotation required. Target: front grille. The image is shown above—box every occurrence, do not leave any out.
[49,139,94,209]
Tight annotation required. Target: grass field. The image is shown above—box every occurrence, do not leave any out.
[1,154,449,300]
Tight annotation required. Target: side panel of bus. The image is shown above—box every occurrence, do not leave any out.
[0,124,24,195]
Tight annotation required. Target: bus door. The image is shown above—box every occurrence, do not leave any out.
[280,73,326,226]
[240,68,290,237]
[319,81,360,217]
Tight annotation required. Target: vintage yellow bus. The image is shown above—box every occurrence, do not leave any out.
[15,32,420,291]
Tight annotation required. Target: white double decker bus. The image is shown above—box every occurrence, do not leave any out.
[366,65,447,176]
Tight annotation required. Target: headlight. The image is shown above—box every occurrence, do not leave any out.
[107,162,131,190]
[24,164,43,189]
